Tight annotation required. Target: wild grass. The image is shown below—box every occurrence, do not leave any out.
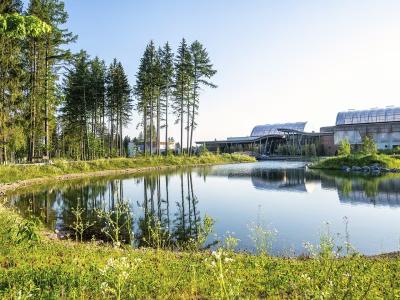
[1,204,400,298]
[0,153,255,184]
[311,153,400,170]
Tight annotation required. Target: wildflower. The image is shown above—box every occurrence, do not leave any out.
[121,271,129,280]
[101,282,109,290]
[212,250,222,260]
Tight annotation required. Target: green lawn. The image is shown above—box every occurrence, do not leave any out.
[0,204,400,299]
[0,153,255,184]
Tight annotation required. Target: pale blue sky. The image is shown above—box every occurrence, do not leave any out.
[37,1,400,140]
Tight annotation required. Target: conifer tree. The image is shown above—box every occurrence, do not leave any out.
[106,59,132,156]
[25,0,75,161]
[135,41,159,155]
[159,42,174,155]
[0,2,52,163]
[84,57,107,158]
[188,40,216,154]
[173,38,192,155]
[60,51,90,160]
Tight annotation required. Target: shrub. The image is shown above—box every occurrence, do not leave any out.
[14,217,41,246]
[361,136,377,155]
[338,139,351,156]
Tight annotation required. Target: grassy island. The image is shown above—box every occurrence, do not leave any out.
[311,154,400,170]
[1,204,400,298]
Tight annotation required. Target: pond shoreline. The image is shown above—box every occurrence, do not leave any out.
[0,158,254,195]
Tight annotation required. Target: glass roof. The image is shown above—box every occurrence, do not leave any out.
[336,107,400,125]
[251,122,307,137]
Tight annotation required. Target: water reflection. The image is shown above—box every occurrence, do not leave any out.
[8,172,204,247]
[319,173,400,207]
[208,165,320,192]
[136,173,201,248]
[5,162,400,254]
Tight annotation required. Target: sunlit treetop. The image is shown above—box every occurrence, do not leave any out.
[0,12,51,39]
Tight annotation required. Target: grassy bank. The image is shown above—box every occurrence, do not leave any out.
[0,205,400,298]
[0,153,255,184]
[311,154,400,170]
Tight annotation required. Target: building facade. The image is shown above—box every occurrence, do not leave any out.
[328,107,400,150]
[196,106,400,157]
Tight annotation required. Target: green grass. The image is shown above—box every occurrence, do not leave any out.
[0,153,255,184]
[311,154,400,170]
[1,205,400,298]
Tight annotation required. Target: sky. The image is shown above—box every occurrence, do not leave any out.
[28,0,400,141]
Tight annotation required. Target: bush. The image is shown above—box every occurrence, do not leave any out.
[361,136,377,155]
[338,139,351,156]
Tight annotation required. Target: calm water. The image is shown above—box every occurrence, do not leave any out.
[6,161,400,255]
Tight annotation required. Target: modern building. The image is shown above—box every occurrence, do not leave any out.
[196,106,400,156]
[196,122,331,156]
[323,106,400,151]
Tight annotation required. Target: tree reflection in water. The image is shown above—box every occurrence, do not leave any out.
[6,166,400,251]
[7,171,205,249]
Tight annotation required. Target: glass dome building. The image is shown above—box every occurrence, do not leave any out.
[333,107,400,149]
[250,122,307,137]
[336,107,400,125]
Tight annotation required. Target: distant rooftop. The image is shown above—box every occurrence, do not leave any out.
[227,136,258,142]
[250,122,307,137]
[336,106,400,125]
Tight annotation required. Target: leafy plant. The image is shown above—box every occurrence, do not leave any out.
[70,203,96,242]
[96,201,133,246]
[338,138,351,156]
[361,135,377,155]
[14,217,41,246]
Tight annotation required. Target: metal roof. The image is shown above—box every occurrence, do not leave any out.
[227,136,258,142]
[336,106,400,125]
[250,122,307,137]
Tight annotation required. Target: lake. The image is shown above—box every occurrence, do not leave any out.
[6,161,400,255]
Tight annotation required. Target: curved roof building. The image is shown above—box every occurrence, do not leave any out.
[332,106,400,149]
[250,122,307,137]
[336,107,400,125]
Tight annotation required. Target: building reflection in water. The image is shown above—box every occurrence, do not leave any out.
[207,166,320,193]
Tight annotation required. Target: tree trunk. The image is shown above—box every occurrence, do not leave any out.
[189,68,198,155]
[186,89,190,155]
[102,96,105,157]
[44,39,49,160]
[164,93,168,156]
[143,105,147,155]
[150,95,153,155]
[180,89,184,155]
[116,108,119,156]
[109,100,113,156]
[119,110,123,156]
[29,40,37,162]
[156,95,160,155]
